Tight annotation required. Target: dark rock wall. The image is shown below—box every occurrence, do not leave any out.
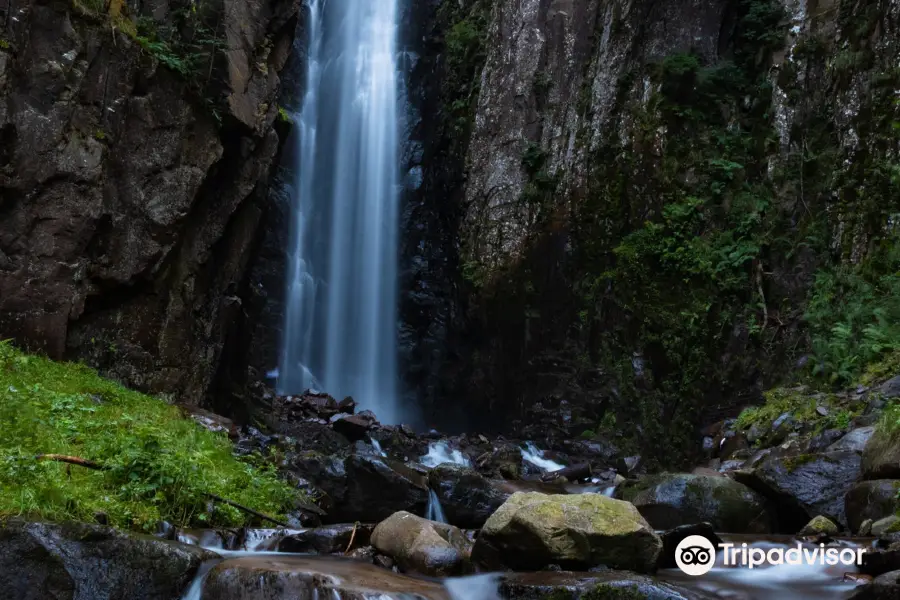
[0,0,299,403]
[413,0,900,461]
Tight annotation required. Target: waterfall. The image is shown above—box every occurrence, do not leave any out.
[278,0,403,425]
[426,489,448,523]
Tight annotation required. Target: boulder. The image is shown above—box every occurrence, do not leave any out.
[331,412,377,441]
[827,427,876,453]
[203,555,448,599]
[798,516,840,537]
[428,464,511,528]
[336,455,430,523]
[0,520,215,600]
[845,480,900,534]
[614,473,772,533]
[862,429,900,480]
[370,511,472,577]
[734,451,861,531]
[472,492,662,572]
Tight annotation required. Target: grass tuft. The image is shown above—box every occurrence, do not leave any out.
[0,341,297,531]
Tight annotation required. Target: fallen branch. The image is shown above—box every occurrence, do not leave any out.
[344,521,359,554]
[204,493,291,529]
[36,454,107,470]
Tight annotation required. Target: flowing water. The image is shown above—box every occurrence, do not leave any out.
[278,0,403,424]
[420,442,471,468]
[425,489,448,523]
[520,442,565,472]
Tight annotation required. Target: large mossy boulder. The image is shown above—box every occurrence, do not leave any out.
[371,511,472,576]
[614,473,772,533]
[203,555,448,600]
[428,464,511,528]
[733,451,861,531]
[845,480,900,535]
[862,428,900,480]
[0,520,215,600]
[472,492,662,572]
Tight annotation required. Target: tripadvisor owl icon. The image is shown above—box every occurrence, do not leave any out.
[675,535,717,576]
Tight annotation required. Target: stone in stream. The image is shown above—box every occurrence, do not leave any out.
[472,492,662,572]
[798,515,840,537]
[428,464,511,528]
[845,480,900,534]
[0,520,216,600]
[614,473,773,534]
[202,555,451,600]
[371,511,473,577]
[862,428,900,480]
[733,451,861,531]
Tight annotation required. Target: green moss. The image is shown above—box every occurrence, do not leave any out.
[0,341,298,531]
[277,106,292,124]
[583,584,645,600]
[0,39,9,50]
[783,454,818,473]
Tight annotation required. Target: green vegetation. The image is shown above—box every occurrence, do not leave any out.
[277,106,292,124]
[0,39,9,50]
[0,341,296,531]
[806,234,900,384]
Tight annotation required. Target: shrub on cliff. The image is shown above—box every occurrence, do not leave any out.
[0,341,296,531]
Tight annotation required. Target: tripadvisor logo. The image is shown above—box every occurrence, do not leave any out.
[674,535,867,577]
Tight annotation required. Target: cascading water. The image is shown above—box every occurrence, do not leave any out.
[278,0,403,424]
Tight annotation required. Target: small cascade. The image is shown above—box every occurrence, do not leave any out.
[420,441,470,468]
[444,574,502,600]
[370,438,387,457]
[601,485,617,497]
[425,489,447,523]
[521,442,565,472]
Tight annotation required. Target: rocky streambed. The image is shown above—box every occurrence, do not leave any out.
[4,384,900,599]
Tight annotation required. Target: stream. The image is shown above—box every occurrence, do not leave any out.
[176,529,871,599]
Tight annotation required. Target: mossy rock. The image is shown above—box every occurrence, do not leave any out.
[472,492,661,572]
[614,473,772,533]
[798,515,839,536]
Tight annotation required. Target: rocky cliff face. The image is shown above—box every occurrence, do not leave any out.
[0,0,299,403]
[419,0,900,461]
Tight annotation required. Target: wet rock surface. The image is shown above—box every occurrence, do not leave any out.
[0,520,215,600]
[615,473,773,534]
[734,451,862,531]
[202,555,450,600]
